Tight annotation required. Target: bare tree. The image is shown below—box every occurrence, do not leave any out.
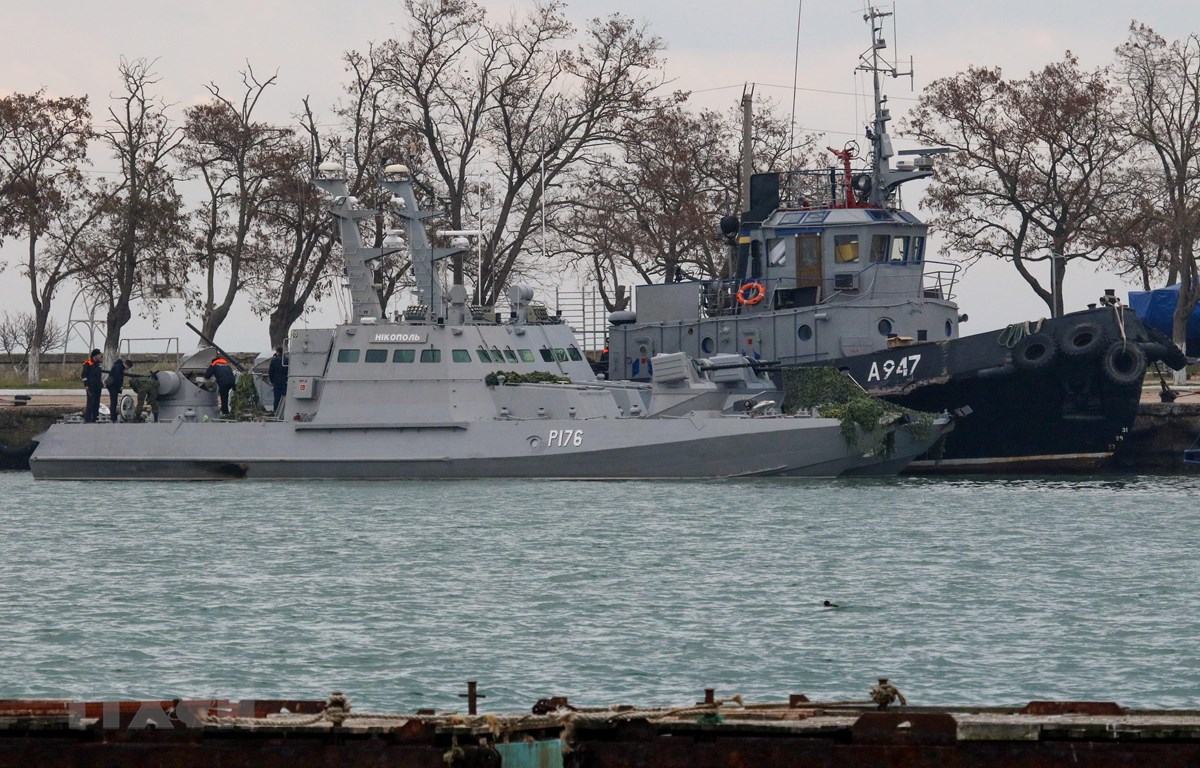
[370,0,665,305]
[83,58,187,361]
[1115,24,1200,379]
[245,101,340,349]
[904,55,1131,316]
[0,90,94,382]
[0,311,66,376]
[1091,156,1178,290]
[181,65,297,343]
[559,94,819,309]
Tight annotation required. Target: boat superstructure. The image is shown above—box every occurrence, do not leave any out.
[606,6,1184,473]
[30,164,949,480]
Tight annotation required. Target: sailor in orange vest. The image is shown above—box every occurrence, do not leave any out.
[204,356,237,415]
[80,349,104,423]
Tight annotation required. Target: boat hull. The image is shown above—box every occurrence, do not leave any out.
[802,307,1169,473]
[29,416,948,481]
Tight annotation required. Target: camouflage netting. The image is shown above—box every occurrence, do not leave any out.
[484,370,570,386]
[782,366,938,456]
[229,371,265,419]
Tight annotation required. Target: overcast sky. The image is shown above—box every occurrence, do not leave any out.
[2,0,1194,354]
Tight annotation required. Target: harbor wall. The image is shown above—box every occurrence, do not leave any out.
[1113,401,1200,470]
[0,406,75,470]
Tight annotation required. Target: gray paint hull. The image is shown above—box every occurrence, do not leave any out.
[29,417,944,481]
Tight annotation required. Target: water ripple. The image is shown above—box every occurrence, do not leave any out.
[1,472,1199,710]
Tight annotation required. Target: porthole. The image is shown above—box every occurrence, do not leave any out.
[877,318,893,336]
[701,336,715,353]
[797,325,812,341]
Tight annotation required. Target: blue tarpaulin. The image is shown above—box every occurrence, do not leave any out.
[1128,284,1200,355]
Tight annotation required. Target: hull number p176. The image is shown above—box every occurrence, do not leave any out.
[548,429,584,447]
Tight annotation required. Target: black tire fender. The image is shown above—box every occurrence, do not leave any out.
[1012,332,1057,371]
[1101,341,1147,387]
[1058,321,1107,358]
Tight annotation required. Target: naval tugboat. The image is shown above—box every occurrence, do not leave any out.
[605,6,1185,473]
[29,163,950,480]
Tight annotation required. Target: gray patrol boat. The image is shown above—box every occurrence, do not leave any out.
[29,164,949,480]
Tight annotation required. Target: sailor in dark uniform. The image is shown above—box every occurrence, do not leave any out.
[267,346,288,411]
[105,358,129,422]
[204,356,237,415]
[80,349,104,423]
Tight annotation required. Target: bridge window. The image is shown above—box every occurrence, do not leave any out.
[452,349,471,362]
[392,349,415,363]
[870,235,890,263]
[490,348,505,363]
[540,348,554,362]
[891,236,909,263]
[519,349,535,362]
[554,348,569,362]
[912,237,926,264]
[834,234,860,263]
[568,346,583,361]
[504,348,518,363]
[365,349,388,363]
[420,349,442,363]
[769,240,787,266]
[476,349,491,363]
[336,349,360,363]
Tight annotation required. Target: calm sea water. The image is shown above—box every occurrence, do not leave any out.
[2,471,1199,712]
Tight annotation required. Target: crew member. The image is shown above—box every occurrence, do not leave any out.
[81,349,103,423]
[105,358,130,422]
[267,346,288,412]
[131,372,160,422]
[204,355,237,415]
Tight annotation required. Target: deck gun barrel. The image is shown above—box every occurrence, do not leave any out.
[185,322,248,374]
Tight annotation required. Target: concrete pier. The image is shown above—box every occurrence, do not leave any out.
[5,695,1200,767]
[1113,390,1200,470]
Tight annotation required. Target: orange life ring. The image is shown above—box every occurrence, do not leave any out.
[737,282,766,306]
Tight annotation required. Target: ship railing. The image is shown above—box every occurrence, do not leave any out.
[694,263,958,317]
[697,277,807,317]
[774,168,874,210]
[921,260,960,301]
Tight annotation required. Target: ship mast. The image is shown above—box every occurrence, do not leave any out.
[859,6,908,208]
[851,7,950,209]
[313,161,469,325]
[739,84,754,214]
